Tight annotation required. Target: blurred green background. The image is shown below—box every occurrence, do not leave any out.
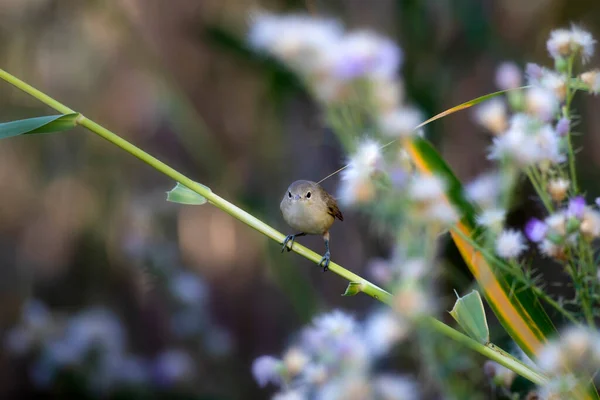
[1,0,600,398]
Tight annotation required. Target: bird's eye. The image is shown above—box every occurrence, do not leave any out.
[288,191,292,198]
[306,191,311,199]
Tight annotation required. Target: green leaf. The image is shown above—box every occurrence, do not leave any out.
[166,182,210,205]
[449,290,489,344]
[0,114,80,139]
[342,282,363,296]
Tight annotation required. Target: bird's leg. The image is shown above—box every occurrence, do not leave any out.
[281,232,306,253]
[319,231,331,272]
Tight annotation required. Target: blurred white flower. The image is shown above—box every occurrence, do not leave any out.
[273,389,307,400]
[495,62,522,90]
[252,355,283,387]
[547,26,595,63]
[484,361,516,388]
[525,87,559,122]
[495,229,527,259]
[374,374,419,400]
[247,12,342,75]
[338,139,382,205]
[378,106,422,137]
[66,308,125,360]
[408,175,446,202]
[153,349,196,387]
[332,31,402,80]
[580,208,600,240]
[548,178,570,202]
[476,208,506,232]
[316,377,371,400]
[474,98,507,135]
[364,310,408,356]
[283,347,309,377]
[580,69,600,94]
[537,374,578,400]
[170,271,207,305]
[465,172,501,209]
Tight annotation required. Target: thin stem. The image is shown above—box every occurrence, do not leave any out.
[564,55,578,194]
[0,68,548,385]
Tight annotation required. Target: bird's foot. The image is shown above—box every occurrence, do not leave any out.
[319,251,331,272]
[281,235,296,253]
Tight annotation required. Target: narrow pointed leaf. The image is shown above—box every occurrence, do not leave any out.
[342,282,363,296]
[450,290,489,344]
[403,136,556,358]
[166,182,210,205]
[0,114,79,139]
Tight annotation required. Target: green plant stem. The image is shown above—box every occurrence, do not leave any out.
[565,56,578,194]
[0,68,549,385]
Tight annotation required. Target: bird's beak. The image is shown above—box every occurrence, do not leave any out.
[294,194,301,200]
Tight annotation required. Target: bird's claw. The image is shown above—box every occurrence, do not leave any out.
[319,251,331,272]
[281,235,295,253]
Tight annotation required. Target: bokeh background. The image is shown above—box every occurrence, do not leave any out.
[1,0,600,398]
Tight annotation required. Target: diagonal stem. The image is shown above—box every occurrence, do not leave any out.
[0,68,548,385]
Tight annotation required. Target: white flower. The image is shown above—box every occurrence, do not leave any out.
[373,374,419,400]
[283,347,309,376]
[372,78,404,113]
[393,285,434,318]
[539,71,568,101]
[400,258,429,280]
[548,178,570,201]
[547,28,573,59]
[495,229,527,258]
[251,355,282,387]
[378,106,422,137]
[535,124,564,165]
[580,69,600,94]
[473,98,507,135]
[545,212,567,235]
[169,271,207,305]
[66,308,125,359]
[570,25,596,63]
[332,30,402,80]
[476,208,506,232]
[364,310,408,356]
[154,349,196,387]
[495,62,522,90]
[488,123,540,167]
[427,201,459,225]
[338,139,382,206]
[580,209,600,239]
[537,375,578,400]
[347,139,382,179]
[247,12,343,74]
[525,87,559,121]
[408,175,446,202]
[273,389,307,400]
[465,172,501,208]
[539,239,563,259]
[546,26,595,63]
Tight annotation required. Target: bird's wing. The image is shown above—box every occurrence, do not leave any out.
[324,192,344,221]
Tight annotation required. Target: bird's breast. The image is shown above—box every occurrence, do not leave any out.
[282,202,334,235]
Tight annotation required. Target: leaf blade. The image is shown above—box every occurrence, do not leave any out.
[166,182,210,205]
[0,114,79,139]
[403,136,556,358]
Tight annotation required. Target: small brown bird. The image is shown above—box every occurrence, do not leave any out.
[280,180,343,271]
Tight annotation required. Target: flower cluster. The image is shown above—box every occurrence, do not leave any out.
[534,326,600,398]
[4,270,231,395]
[248,11,430,209]
[251,310,417,399]
[524,196,600,259]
